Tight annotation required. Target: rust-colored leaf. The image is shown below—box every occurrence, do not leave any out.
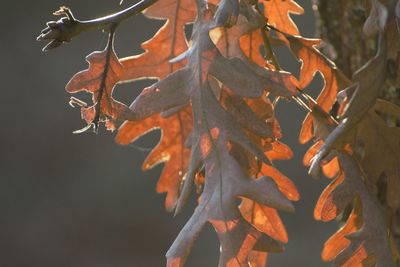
[143,5,298,265]
[262,0,304,36]
[307,81,396,265]
[114,0,197,210]
[283,35,348,144]
[116,106,192,211]
[321,199,363,262]
[47,0,307,265]
[119,0,196,80]
[308,32,388,178]
[66,31,133,132]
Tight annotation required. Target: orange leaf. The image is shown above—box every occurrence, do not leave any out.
[116,106,192,211]
[119,0,196,80]
[322,200,363,261]
[262,0,304,36]
[284,36,341,144]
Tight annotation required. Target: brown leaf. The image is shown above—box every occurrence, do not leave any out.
[65,1,300,265]
[354,100,400,212]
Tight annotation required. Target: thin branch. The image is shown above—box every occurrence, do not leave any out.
[37,0,158,51]
[254,5,281,70]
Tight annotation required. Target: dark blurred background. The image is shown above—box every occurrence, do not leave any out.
[0,0,336,266]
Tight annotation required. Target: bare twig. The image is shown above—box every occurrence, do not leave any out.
[37,0,158,51]
[254,5,281,70]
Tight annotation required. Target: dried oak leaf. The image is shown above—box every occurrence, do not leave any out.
[354,99,400,210]
[318,154,393,266]
[166,82,293,266]
[309,33,387,178]
[66,32,133,133]
[307,105,394,266]
[125,5,298,265]
[282,35,350,144]
[118,0,196,80]
[210,14,299,262]
[209,13,295,157]
[115,0,196,211]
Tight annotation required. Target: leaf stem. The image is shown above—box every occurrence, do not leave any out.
[254,5,281,70]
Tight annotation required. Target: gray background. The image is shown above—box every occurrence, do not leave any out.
[0,0,336,266]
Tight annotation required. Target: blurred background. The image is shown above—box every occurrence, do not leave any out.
[0,0,337,266]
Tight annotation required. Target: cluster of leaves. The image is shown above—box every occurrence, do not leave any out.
[303,0,400,266]
[37,0,400,266]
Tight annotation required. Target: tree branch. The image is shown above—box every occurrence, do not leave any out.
[37,0,158,51]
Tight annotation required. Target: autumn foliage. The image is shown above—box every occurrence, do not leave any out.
[37,0,400,266]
